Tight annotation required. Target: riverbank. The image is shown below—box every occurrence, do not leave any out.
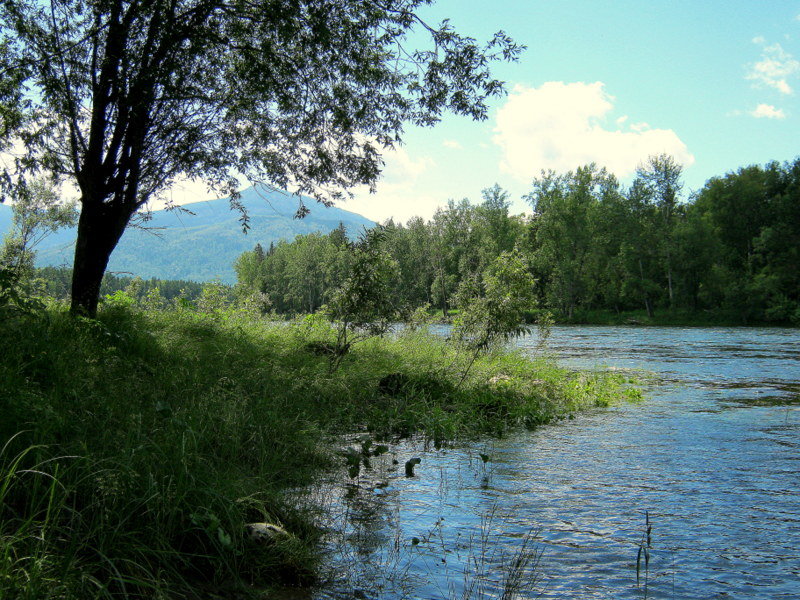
[555,308,799,327]
[431,307,798,328]
[0,303,640,599]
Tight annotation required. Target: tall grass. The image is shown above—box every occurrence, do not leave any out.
[0,302,639,598]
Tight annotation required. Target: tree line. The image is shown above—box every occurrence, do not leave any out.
[235,155,800,325]
[31,266,206,304]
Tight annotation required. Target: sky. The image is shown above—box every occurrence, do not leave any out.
[9,1,799,224]
[323,0,800,223]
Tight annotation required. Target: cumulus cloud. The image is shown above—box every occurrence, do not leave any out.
[492,81,693,181]
[746,39,800,94]
[750,103,786,119]
[338,144,437,222]
[442,139,463,150]
[383,144,434,180]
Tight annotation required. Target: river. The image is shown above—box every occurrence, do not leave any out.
[311,326,800,600]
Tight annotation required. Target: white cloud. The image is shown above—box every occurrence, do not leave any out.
[340,187,442,224]
[750,103,786,119]
[1,140,82,205]
[384,144,434,180]
[746,39,800,95]
[443,139,463,150]
[148,177,216,209]
[338,145,438,222]
[492,81,693,181]
[0,148,23,184]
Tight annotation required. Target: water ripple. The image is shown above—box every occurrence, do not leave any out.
[313,326,800,600]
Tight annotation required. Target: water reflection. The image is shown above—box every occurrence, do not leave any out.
[313,326,800,600]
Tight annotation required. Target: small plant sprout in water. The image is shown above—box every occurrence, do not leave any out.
[424,508,542,600]
[405,458,421,477]
[636,510,653,597]
[341,437,391,480]
[343,449,362,479]
[474,449,495,489]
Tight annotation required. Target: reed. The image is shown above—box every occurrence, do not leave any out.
[636,510,653,598]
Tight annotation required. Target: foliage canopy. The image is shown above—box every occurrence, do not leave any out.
[0,0,521,315]
[236,156,800,325]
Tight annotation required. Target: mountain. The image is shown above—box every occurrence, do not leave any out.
[2,187,375,283]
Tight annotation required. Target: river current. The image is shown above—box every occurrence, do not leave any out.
[311,326,800,600]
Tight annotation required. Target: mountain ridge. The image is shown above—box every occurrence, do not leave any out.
[0,186,375,283]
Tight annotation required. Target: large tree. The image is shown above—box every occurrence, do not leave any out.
[525,165,610,318]
[1,0,521,315]
[632,153,684,308]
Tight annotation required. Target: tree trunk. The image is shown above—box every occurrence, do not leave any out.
[666,247,674,308]
[638,258,654,318]
[437,260,448,318]
[70,200,132,316]
[667,266,674,307]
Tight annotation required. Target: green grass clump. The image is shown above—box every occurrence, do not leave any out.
[0,304,638,598]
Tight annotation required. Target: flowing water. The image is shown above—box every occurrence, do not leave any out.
[311,326,800,600]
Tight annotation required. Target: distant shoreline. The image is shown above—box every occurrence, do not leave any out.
[432,308,798,328]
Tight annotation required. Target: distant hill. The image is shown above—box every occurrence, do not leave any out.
[1,187,375,283]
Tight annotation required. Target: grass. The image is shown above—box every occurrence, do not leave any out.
[0,301,641,598]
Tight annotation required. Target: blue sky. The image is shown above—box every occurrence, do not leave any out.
[330,1,800,222]
[5,2,798,224]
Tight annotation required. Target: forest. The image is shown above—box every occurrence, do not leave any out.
[235,155,800,325]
